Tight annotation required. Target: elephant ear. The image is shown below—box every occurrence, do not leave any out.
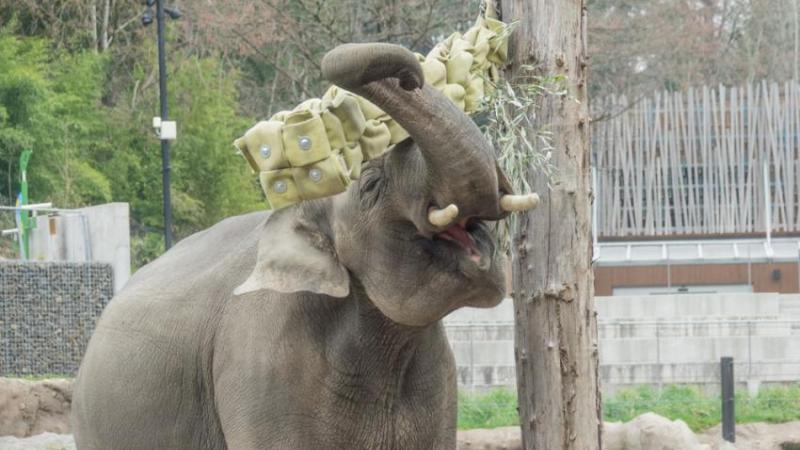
[234,211,350,298]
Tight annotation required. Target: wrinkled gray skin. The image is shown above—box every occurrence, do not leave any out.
[72,43,515,450]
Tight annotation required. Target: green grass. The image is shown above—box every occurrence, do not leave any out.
[6,376,800,432]
[457,388,519,430]
[603,385,720,431]
[458,384,800,431]
[735,384,800,425]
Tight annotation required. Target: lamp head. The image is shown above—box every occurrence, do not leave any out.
[165,6,182,20]
[141,8,154,26]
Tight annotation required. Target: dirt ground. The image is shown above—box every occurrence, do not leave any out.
[456,417,800,450]
[3,423,800,450]
[2,378,799,450]
[699,421,800,450]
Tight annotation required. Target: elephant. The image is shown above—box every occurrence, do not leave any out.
[71,42,536,450]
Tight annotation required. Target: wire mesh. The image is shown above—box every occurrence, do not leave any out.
[0,261,113,376]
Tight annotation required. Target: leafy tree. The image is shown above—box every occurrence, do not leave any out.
[588,0,800,100]
[0,30,112,207]
[0,28,262,265]
[4,0,793,266]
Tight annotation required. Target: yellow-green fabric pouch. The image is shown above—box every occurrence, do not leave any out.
[270,110,290,122]
[236,11,511,210]
[483,17,508,65]
[427,44,447,62]
[295,98,323,113]
[421,56,447,89]
[235,120,289,172]
[325,88,367,143]
[383,117,409,145]
[282,110,331,166]
[260,168,301,209]
[292,156,351,200]
[442,84,467,111]
[446,50,474,87]
[359,119,392,160]
[451,38,475,56]
[438,32,460,55]
[342,143,364,179]
[465,75,485,113]
[320,110,347,150]
[357,96,385,121]
[464,26,493,69]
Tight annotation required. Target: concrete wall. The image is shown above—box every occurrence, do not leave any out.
[29,203,130,292]
[444,293,800,394]
[595,293,781,318]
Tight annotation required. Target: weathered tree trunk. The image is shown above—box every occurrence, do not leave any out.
[90,2,98,54]
[498,1,602,449]
[100,0,111,52]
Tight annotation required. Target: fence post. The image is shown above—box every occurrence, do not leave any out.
[469,325,475,388]
[656,322,662,391]
[721,356,736,443]
[747,321,753,378]
[764,161,771,247]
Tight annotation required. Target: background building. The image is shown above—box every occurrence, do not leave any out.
[446,81,800,394]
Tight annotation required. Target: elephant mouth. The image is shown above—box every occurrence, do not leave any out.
[433,219,493,269]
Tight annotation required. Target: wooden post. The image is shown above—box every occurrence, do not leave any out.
[499,1,601,449]
[721,357,736,443]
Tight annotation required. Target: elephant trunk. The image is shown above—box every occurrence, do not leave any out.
[321,43,507,231]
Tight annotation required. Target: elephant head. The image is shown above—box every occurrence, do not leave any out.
[237,43,536,326]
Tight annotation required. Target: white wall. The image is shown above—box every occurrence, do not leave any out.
[29,203,130,292]
[445,293,800,393]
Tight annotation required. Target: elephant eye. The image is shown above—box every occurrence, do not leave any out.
[359,164,384,209]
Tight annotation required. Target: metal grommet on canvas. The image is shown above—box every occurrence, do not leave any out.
[259,144,271,159]
[273,180,288,193]
[298,136,312,151]
[309,168,323,183]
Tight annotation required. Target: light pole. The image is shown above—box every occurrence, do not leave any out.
[142,0,181,250]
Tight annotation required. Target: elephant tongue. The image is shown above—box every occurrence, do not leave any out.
[439,223,481,262]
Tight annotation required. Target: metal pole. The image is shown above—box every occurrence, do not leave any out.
[763,162,771,249]
[666,246,671,289]
[592,167,598,252]
[747,243,753,287]
[793,0,799,81]
[469,326,475,388]
[156,0,173,250]
[747,321,752,378]
[18,150,32,259]
[721,356,736,443]
[656,322,662,392]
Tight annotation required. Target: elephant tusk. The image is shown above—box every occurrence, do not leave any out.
[500,193,540,212]
[428,204,459,227]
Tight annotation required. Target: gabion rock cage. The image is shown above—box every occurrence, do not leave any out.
[0,262,113,376]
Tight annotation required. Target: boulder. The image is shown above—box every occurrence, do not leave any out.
[457,426,522,450]
[700,421,800,450]
[456,413,710,450]
[604,413,710,450]
[0,378,73,438]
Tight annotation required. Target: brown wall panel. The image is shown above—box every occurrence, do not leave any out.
[594,265,669,296]
[750,262,799,294]
[594,262,800,296]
